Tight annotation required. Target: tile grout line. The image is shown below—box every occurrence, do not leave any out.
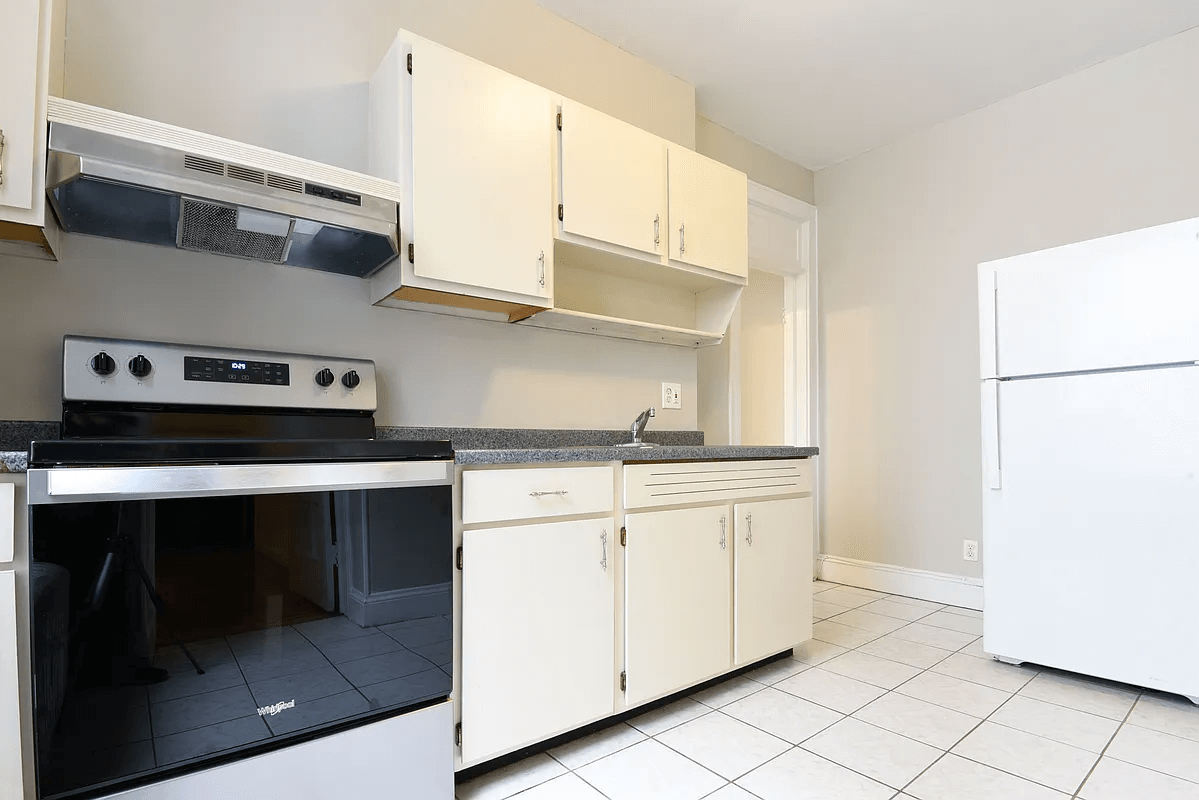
[1070,695,1140,800]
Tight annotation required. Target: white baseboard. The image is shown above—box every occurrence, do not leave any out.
[817,555,983,611]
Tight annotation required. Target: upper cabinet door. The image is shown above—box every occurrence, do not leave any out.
[733,497,812,667]
[0,0,43,217]
[667,146,748,279]
[410,38,553,300]
[559,100,666,258]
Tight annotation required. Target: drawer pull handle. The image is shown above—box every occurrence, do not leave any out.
[719,515,727,550]
[600,528,608,571]
[746,512,753,546]
[529,490,569,497]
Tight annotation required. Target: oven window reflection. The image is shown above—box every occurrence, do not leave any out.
[30,486,452,799]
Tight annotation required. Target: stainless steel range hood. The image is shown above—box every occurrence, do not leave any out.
[45,98,401,277]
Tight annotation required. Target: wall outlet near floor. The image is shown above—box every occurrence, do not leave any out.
[662,382,682,409]
[963,539,979,561]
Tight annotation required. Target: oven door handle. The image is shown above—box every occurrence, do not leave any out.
[26,460,453,504]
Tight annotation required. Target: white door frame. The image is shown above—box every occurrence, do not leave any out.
[738,181,818,451]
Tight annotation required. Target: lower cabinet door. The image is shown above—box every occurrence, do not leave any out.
[461,518,615,764]
[733,497,813,666]
[1,570,23,800]
[624,505,731,707]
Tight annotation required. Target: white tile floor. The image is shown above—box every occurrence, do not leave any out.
[456,580,1199,800]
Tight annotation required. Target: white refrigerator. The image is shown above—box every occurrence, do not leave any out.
[978,216,1199,705]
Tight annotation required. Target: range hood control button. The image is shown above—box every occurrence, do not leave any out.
[341,370,360,390]
[315,368,336,388]
[91,352,116,376]
[129,355,153,379]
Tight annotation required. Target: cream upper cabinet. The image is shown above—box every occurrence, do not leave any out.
[667,146,749,279]
[410,38,553,300]
[0,0,43,219]
[460,517,615,765]
[369,32,553,320]
[1,0,61,260]
[733,497,813,666]
[558,100,666,258]
[623,504,732,707]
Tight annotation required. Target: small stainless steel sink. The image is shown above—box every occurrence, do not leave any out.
[613,442,660,448]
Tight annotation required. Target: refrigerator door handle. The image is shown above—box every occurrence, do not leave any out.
[982,379,1001,489]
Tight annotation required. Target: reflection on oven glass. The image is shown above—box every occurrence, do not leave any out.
[31,489,452,798]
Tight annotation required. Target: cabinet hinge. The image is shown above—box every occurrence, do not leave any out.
[556,111,562,131]
[407,53,413,75]
[620,526,626,546]
[456,546,463,570]
[455,722,462,746]
[620,671,627,692]
[558,204,563,222]
[408,242,415,264]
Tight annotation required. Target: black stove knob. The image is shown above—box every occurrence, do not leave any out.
[341,370,360,389]
[91,352,116,376]
[128,354,153,379]
[315,368,336,388]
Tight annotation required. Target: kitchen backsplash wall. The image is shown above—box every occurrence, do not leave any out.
[0,235,698,429]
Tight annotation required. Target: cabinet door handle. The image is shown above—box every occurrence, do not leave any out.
[538,250,546,287]
[0,128,6,187]
[654,214,660,249]
[719,515,727,550]
[529,490,568,497]
[746,512,753,546]
[679,222,685,255]
[600,528,608,571]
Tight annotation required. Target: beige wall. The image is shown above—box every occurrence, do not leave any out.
[0,0,700,429]
[64,0,696,166]
[697,116,815,205]
[815,28,1199,578]
[0,236,697,427]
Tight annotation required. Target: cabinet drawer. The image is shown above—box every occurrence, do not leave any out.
[624,460,812,510]
[463,466,614,524]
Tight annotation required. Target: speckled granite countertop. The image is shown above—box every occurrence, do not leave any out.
[454,445,818,465]
[0,452,27,474]
[0,421,56,474]
[0,423,817,473]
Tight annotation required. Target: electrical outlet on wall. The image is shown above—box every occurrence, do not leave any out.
[662,382,682,409]
[963,539,979,561]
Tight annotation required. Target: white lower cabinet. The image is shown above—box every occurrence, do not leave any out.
[733,497,813,666]
[1,570,22,800]
[624,504,732,707]
[461,517,616,764]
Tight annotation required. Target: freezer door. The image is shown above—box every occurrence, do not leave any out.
[984,216,1199,378]
[983,366,1199,698]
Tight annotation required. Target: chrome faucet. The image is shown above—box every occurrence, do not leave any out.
[629,407,656,445]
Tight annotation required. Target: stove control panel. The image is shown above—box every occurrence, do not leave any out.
[63,336,377,411]
[185,357,291,386]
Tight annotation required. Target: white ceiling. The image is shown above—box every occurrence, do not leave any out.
[536,0,1199,170]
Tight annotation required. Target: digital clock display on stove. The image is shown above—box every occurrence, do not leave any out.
[184,357,290,385]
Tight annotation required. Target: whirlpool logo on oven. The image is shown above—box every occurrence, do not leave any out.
[257,699,296,717]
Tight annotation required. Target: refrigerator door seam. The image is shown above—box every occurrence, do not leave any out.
[998,360,1199,382]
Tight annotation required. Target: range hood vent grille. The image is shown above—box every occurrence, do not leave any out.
[179,198,289,262]
[182,154,223,176]
[184,154,304,195]
[266,174,303,193]
[226,164,266,185]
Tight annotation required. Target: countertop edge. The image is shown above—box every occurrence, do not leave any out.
[1,446,820,473]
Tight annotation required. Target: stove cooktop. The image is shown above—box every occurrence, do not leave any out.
[29,438,453,467]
